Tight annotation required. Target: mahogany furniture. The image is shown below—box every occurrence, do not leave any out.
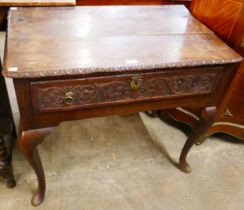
[3,5,242,206]
[163,0,244,140]
[0,58,16,188]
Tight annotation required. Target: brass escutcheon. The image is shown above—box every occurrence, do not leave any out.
[240,37,244,48]
[222,107,233,117]
[241,132,244,138]
[64,92,75,105]
[130,75,143,90]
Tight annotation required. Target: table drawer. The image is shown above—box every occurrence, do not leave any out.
[31,69,219,114]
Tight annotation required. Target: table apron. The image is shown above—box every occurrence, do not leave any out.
[13,65,233,130]
[30,68,220,114]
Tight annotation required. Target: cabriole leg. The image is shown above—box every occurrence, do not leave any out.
[179,106,216,173]
[19,127,53,206]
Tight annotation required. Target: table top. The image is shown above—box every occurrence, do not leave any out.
[4,5,242,78]
[0,0,75,6]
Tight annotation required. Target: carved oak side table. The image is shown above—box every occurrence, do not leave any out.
[3,5,242,206]
[0,58,16,188]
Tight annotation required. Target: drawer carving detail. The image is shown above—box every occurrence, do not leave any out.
[32,73,216,113]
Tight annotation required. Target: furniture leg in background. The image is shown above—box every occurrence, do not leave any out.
[0,58,16,188]
[0,133,16,188]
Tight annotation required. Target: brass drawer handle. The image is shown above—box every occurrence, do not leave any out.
[130,75,143,90]
[64,92,75,105]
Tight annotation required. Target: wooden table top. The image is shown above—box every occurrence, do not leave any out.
[4,5,242,78]
[0,0,75,6]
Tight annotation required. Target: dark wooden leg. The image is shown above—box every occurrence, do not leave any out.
[179,106,216,173]
[19,127,53,206]
[0,57,16,187]
[4,167,16,188]
[0,135,16,188]
[0,7,8,31]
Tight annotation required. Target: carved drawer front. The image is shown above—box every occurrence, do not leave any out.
[31,68,219,114]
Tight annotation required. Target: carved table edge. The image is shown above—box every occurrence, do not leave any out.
[0,1,76,7]
[3,58,243,78]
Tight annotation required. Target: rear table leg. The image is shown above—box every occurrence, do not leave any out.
[179,106,216,173]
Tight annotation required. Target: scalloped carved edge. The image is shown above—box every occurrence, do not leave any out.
[0,0,75,7]
[3,58,242,78]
